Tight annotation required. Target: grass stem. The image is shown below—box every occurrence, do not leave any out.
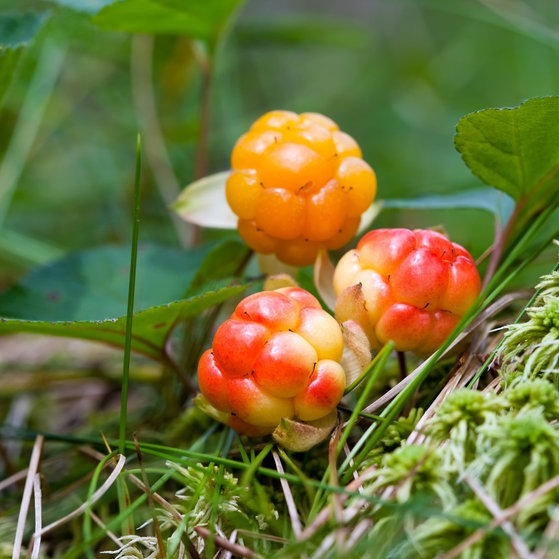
[119,135,143,455]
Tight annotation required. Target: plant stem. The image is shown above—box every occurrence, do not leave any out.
[0,42,65,231]
[481,200,522,289]
[119,135,142,455]
[130,34,193,247]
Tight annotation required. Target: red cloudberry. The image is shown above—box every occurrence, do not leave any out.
[197,287,346,436]
[226,110,377,266]
[333,228,482,356]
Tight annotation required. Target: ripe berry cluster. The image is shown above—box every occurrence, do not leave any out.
[334,228,482,356]
[196,111,482,440]
[226,110,377,266]
[197,287,346,436]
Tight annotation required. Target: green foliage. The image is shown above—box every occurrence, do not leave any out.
[382,187,514,223]
[0,283,251,363]
[0,240,249,320]
[455,96,559,226]
[92,0,245,46]
[499,266,559,381]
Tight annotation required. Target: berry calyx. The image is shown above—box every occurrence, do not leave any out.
[197,287,346,435]
[333,228,482,356]
[226,110,377,266]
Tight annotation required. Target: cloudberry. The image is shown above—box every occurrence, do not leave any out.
[333,228,482,356]
[226,110,377,266]
[197,287,346,436]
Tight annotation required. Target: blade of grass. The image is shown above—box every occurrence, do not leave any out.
[39,453,126,538]
[120,134,143,454]
[12,435,43,559]
[306,345,394,521]
[277,447,316,505]
[273,450,302,536]
[59,469,174,559]
[339,342,395,448]
[240,441,274,487]
[31,474,42,559]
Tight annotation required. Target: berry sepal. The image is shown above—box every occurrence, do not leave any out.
[172,171,237,229]
[272,411,339,452]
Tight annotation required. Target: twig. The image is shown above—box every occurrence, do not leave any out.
[465,474,535,559]
[88,509,122,546]
[34,454,126,537]
[134,434,165,558]
[272,450,302,537]
[534,507,559,559]
[439,472,559,559]
[30,474,42,559]
[0,468,28,492]
[193,526,260,558]
[297,463,375,542]
[405,320,492,446]
[12,434,43,559]
[329,426,345,551]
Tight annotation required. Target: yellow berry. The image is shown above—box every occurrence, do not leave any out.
[237,219,277,254]
[255,188,305,240]
[304,180,347,242]
[335,156,377,217]
[258,142,334,193]
[225,170,260,220]
[227,110,377,265]
[332,130,362,158]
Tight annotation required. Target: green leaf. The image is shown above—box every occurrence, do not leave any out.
[186,238,251,296]
[92,0,244,43]
[455,96,559,209]
[0,284,251,364]
[0,10,50,48]
[0,242,224,321]
[382,188,514,222]
[172,171,237,230]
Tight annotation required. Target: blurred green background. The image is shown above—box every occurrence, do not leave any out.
[1,0,558,295]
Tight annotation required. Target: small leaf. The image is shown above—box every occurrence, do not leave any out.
[357,200,383,235]
[455,96,559,213]
[186,238,251,296]
[193,393,230,426]
[272,411,338,452]
[172,171,237,230]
